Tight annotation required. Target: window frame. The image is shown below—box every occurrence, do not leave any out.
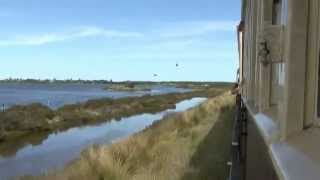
[269,0,284,107]
[305,0,320,127]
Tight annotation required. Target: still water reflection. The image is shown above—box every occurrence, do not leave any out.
[0,97,206,180]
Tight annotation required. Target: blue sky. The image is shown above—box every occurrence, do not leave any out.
[0,0,240,82]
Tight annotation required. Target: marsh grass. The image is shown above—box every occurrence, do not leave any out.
[26,93,235,180]
[0,87,228,143]
[104,83,152,92]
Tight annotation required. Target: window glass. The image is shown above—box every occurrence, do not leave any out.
[271,63,284,105]
[272,0,282,25]
[278,63,285,85]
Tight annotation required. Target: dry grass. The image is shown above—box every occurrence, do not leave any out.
[25,93,235,180]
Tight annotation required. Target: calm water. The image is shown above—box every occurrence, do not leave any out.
[0,97,206,180]
[0,83,190,109]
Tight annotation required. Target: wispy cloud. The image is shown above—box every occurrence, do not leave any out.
[159,20,237,38]
[74,26,144,38]
[0,20,237,47]
[0,26,144,46]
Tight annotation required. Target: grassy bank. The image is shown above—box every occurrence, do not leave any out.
[104,81,235,92]
[104,83,152,92]
[25,93,235,180]
[0,86,231,144]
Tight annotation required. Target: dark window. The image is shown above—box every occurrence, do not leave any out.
[272,0,282,25]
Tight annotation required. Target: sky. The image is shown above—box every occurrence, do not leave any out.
[0,0,240,82]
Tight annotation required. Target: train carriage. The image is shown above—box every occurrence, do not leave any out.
[234,0,320,180]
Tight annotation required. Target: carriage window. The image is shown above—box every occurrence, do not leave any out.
[272,0,282,25]
[270,0,283,105]
[270,63,284,105]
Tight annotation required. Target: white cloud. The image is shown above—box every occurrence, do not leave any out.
[0,20,237,47]
[159,20,238,38]
[0,26,144,46]
[73,26,143,38]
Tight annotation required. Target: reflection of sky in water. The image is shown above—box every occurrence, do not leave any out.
[0,98,205,180]
[0,83,190,109]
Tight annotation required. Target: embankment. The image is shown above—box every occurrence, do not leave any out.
[27,93,235,180]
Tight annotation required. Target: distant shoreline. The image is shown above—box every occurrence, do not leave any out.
[0,79,235,85]
[0,80,235,92]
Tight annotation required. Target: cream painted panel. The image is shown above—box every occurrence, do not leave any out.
[270,128,320,180]
[282,0,308,138]
[304,0,319,127]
